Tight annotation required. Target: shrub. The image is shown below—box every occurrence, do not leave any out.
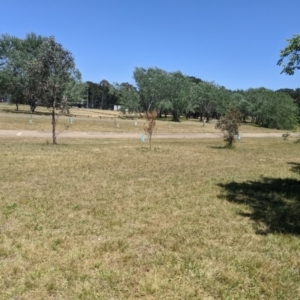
[216,107,243,147]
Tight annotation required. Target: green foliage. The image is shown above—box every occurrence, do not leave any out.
[63,70,86,109]
[111,83,141,113]
[0,33,46,109]
[131,66,299,129]
[23,36,76,143]
[0,33,83,121]
[277,34,300,75]
[133,67,168,112]
[84,80,132,110]
[164,71,190,121]
[99,79,110,109]
[85,81,102,108]
[189,81,219,121]
[215,107,243,146]
[133,67,192,121]
[265,92,298,129]
[244,88,298,129]
[276,88,300,122]
[215,86,232,115]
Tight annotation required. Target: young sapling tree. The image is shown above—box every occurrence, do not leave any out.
[215,107,243,147]
[144,110,157,150]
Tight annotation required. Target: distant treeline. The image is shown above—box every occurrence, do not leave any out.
[1,33,299,130]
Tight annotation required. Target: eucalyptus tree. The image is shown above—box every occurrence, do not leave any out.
[277,34,300,75]
[264,92,298,129]
[0,35,23,109]
[0,34,22,108]
[133,67,168,112]
[62,70,86,112]
[112,82,141,113]
[229,91,249,122]
[85,81,104,108]
[276,88,295,98]
[190,81,219,122]
[181,81,197,119]
[25,36,76,144]
[243,88,266,124]
[162,71,190,121]
[294,88,300,120]
[187,75,203,84]
[99,79,110,109]
[214,86,232,117]
[133,67,194,120]
[0,33,46,110]
[276,34,300,124]
[244,88,298,129]
[276,88,300,121]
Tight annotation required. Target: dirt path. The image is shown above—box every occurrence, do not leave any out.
[0,129,297,139]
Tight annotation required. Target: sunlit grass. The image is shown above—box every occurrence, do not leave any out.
[0,103,294,134]
[1,137,300,299]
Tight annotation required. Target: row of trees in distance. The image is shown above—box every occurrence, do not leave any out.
[1,32,300,144]
[111,67,299,130]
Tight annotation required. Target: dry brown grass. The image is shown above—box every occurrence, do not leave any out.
[0,103,294,134]
[1,136,300,299]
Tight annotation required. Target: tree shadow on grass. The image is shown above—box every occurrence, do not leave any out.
[209,144,236,150]
[209,146,228,150]
[218,177,300,235]
[287,162,300,175]
[1,109,51,116]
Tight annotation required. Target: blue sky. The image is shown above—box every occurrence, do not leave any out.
[1,0,300,90]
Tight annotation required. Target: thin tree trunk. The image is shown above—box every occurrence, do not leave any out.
[100,93,105,109]
[52,93,57,144]
[52,106,56,144]
[172,111,180,122]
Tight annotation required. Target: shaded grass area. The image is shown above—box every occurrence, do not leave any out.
[1,138,300,299]
[0,103,120,118]
[288,162,300,175]
[218,177,300,235]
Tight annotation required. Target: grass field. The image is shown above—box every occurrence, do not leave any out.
[1,133,300,299]
[0,103,295,134]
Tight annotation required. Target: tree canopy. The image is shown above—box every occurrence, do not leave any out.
[25,36,78,143]
[278,34,300,75]
[1,32,300,133]
[0,33,84,143]
[0,33,47,110]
